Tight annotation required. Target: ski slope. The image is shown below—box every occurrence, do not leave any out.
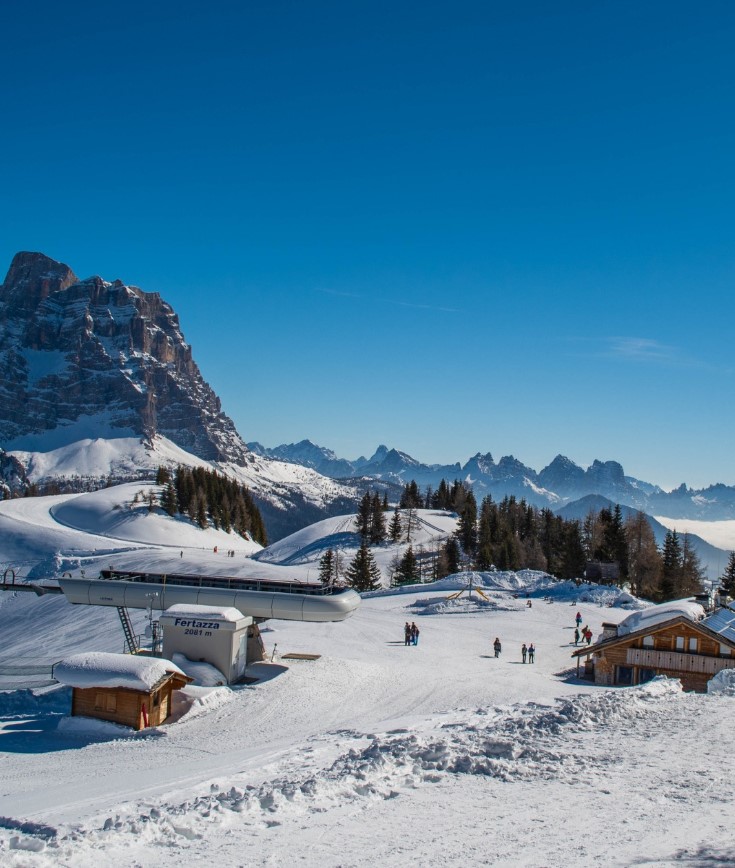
[1,486,735,866]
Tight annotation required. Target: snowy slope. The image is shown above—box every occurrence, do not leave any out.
[2,490,735,866]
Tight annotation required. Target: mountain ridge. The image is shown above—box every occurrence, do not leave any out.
[248,439,735,521]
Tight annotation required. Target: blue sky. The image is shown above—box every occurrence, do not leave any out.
[1,1,733,489]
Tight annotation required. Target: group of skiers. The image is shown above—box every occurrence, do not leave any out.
[573,611,593,645]
[404,621,420,646]
[493,637,536,663]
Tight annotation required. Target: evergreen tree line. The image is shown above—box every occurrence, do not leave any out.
[346,479,715,601]
[154,465,267,545]
[318,478,735,602]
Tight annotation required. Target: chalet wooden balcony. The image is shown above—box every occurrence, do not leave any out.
[627,648,735,675]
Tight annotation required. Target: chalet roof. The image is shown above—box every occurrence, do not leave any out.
[616,599,705,637]
[54,652,190,692]
[572,610,735,659]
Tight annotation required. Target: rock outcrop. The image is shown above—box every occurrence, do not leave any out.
[0,252,250,464]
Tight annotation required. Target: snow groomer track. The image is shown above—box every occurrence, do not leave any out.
[58,569,361,622]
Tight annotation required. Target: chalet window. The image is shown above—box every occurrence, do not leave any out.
[95,692,105,710]
[153,691,160,708]
[689,637,697,653]
[720,644,731,657]
[106,695,117,712]
[643,636,654,648]
[675,637,685,651]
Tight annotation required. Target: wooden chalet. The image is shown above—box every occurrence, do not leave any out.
[572,601,735,693]
[53,652,192,731]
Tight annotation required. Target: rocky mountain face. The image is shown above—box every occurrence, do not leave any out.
[252,439,735,521]
[0,252,249,464]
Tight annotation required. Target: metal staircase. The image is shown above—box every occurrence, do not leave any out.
[117,606,139,654]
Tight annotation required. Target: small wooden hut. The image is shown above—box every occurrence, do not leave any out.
[53,652,192,730]
[572,600,735,693]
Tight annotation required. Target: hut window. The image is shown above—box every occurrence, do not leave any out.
[153,690,160,708]
[720,644,731,657]
[689,637,697,652]
[675,636,685,651]
[95,693,105,710]
[643,636,654,648]
[106,695,117,712]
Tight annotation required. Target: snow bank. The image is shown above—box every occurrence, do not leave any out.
[707,668,735,696]
[53,677,685,857]
[169,684,233,723]
[165,603,244,623]
[53,652,186,692]
[0,686,70,716]
[57,715,139,738]
[172,653,227,686]
[617,599,705,637]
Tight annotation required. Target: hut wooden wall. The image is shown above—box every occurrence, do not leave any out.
[590,620,735,693]
[71,680,176,730]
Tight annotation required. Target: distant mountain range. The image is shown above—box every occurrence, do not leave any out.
[248,439,735,521]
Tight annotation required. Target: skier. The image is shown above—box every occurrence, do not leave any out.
[528,643,535,663]
[575,611,582,627]
[574,627,580,646]
[411,622,420,646]
[585,628,593,645]
[493,637,502,658]
[404,622,412,646]
[527,599,532,608]
[521,643,527,664]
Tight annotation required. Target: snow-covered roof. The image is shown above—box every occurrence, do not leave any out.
[54,652,187,692]
[162,603,245,622]
[616,599,706,637]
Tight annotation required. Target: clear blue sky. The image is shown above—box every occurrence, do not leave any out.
[1,1,733,489]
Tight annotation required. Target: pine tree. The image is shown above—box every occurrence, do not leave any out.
[162,481,178,516]
[156,465,171,485]
[355,491,372,541]
[319,549,335,586]
[196,491,209,529]
[395,545,420,585]
[720,551,735,598]
[369,492,387,544]
[659,530,682,601]
[443,537,461,576]
[345,543,382,592]
[679,534,705,597]
[455,489,478,559]
[399,480,422,509]
[389,507,403,542]
[559,521,586,580]
[601,504,629,581]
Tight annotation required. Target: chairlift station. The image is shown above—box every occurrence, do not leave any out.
[2,568,361,685]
